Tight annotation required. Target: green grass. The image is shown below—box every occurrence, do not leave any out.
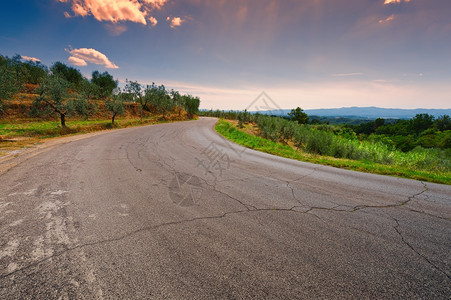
[0,117,164,139]
[215,120,451,185]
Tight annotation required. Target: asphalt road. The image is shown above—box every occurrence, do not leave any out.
[1,117,450,299]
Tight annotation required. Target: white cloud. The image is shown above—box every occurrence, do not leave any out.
[21,55,40,62]
[67,47,119,69]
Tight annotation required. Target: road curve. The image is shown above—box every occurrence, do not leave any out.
[1,117,450,299]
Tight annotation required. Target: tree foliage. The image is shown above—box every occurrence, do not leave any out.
[91,71,117,99]
[105,90,125,124]
[34,75,72,127]
[33,75,94,127]
[145,83,173,118]
[1,53,201,123]
[288,107,309,124]
[0,60,18,113]
[183,95,200,118]
[50,62,83,89]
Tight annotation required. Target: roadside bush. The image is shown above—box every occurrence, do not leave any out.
[331,139,358,159]
[280,120,297,143]
[304,129,333,155]
[256,115,281,142]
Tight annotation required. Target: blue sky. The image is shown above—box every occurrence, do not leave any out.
[1,0,450,110]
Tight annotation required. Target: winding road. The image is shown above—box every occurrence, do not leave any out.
[1,117,450,299]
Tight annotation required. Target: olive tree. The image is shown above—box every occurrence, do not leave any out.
[183,95,200,118]
[105,89,125,124]
[33,75,94,128]
[0,64,17,114]
[145,83,173,119]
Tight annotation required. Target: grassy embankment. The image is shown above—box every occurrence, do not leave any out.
[215,119,451,185]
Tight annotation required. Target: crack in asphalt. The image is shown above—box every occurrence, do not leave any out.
[1,176,448,284]
[0,206,310,280]
[304,182,430,214]
[125,142,143,173]
[393,218,451,280]
[212,187,258,211]
[3,119,450,297]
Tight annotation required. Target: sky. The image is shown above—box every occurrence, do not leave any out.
[1,0,450,110]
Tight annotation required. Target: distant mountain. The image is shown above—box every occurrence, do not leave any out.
[305,107,451,119]
[254,107,451,119]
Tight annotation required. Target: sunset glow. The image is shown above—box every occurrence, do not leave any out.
[1,0,450,109]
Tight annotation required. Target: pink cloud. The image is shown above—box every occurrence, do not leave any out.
[148,16,158,27]
[105,23,128,35]
[167,16,184,29]
[72,2,89,17]
[68,56,88,66]
[69,0,147,24]
[378,14,395,24]
[21,55,40,62]
[142,0,168,10]
[331,73,363,77]
[60,0,169,26]
[384,0,411,4]
[67,47,119,69]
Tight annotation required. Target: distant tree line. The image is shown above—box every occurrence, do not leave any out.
[0,54,200,127]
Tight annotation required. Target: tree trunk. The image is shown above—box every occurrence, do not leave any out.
[60,113,66,128]
[112,113,116,125]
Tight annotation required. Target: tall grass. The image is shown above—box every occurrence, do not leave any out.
[254,115,451,173]
[217,119,451,184]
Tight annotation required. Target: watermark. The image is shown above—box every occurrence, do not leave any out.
[245,91,285,116]
[195,142,231,180]
[168,173,204,207]
[217,91,284,158]
[168,92,282,206]
[167,142,232,207]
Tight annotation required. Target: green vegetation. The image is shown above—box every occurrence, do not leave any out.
[350,114,451,151]
[91,70,118,99]
[202,109,451,152]
[288,107,309,124]
[0,118,163,139]
[105,94,125,125]
[0,54,201,125]
[214,116,451,185]
[0,53,201,154]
